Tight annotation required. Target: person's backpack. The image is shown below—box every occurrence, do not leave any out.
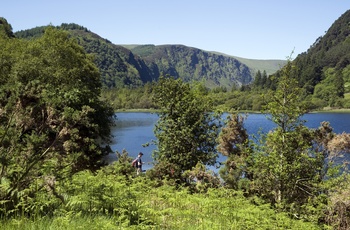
[131,158,138,167]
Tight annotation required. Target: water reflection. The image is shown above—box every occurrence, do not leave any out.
[104,112,159,170]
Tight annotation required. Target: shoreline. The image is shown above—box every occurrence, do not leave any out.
[115,108,350,114]
[309,108,350,113]
[115,108,158,113]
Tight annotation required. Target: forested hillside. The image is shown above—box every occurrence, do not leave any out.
[15,24,283,89]
[15,24,157,88]
[274,9,350,109]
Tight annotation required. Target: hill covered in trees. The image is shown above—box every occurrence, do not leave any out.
[270,9,350,109]
[14,24,284,89]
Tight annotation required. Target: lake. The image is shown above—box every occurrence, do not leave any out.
[104,112,350,171]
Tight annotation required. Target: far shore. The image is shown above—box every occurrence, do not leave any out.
[310,108,350,113]
[115,108,158,113]
[114,108,350,114]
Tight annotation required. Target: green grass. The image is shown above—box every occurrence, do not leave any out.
[1,186,322,230]
[0,215,120,230]
[344,92,350,100]
[119,44,143,50]
[141,187,321,230]
[209,51,287,75]
[0,162,326,230]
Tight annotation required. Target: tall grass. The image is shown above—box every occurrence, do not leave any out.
[0,164,324,229]
[0,214,119,230]
[141,186,321,230]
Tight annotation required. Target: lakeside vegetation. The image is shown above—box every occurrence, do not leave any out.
[101,72,350,113]
[1,14,350,230]
[0,169,321,230]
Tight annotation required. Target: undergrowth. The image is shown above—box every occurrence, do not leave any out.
[0,162,322,229]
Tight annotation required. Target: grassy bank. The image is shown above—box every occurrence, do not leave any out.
[1,189,321,230]
[310,108,350,113]
[115,108,159,113]
[0,174,322,230]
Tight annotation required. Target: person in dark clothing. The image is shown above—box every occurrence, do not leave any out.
[136,152,144,175]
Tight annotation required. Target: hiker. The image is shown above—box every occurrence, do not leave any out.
[134,152,144,175]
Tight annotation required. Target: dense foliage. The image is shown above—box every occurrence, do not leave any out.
[217,112,251,190]
[150,77,222,181]
[0,158,322,229]
[217,61,350,228]
[249,61,335,212]
[101,82,156,111]
[268,10,350,109]
[15,23,157,89]
[0,25,114,216]
[0,17,14,38]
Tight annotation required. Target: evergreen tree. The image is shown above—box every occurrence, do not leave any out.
[253,70,262,88]
[334,69,345,98]
[0,17,15,38]
[261,70,267,88]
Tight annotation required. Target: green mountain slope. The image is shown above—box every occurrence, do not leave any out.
[15,24,157,88]
[130,44,254,88]
[281,9,350,108]
[210,51,286,76]
[295,10,350,87]
[229,56,286,76]
[15,23,285,89]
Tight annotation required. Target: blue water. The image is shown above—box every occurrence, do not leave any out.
[104,112,159,170]
[105,112,350,171]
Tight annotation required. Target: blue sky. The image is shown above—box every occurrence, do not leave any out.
[2,0,350,60]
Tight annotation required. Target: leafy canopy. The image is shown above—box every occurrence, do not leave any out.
[151,76,222,179]
[0,26,114,215]
[249,60,339,212]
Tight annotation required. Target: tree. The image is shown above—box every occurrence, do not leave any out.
[0,17,15,38]
[253,70,262,88]
[334,69,345,98]
[261,70,268,88]
[313,67,345,107]
[263,61,306,133]
[248,60,338,213]
[0,26,114,215]
[151,76,221,179]
[217,112,251,189]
